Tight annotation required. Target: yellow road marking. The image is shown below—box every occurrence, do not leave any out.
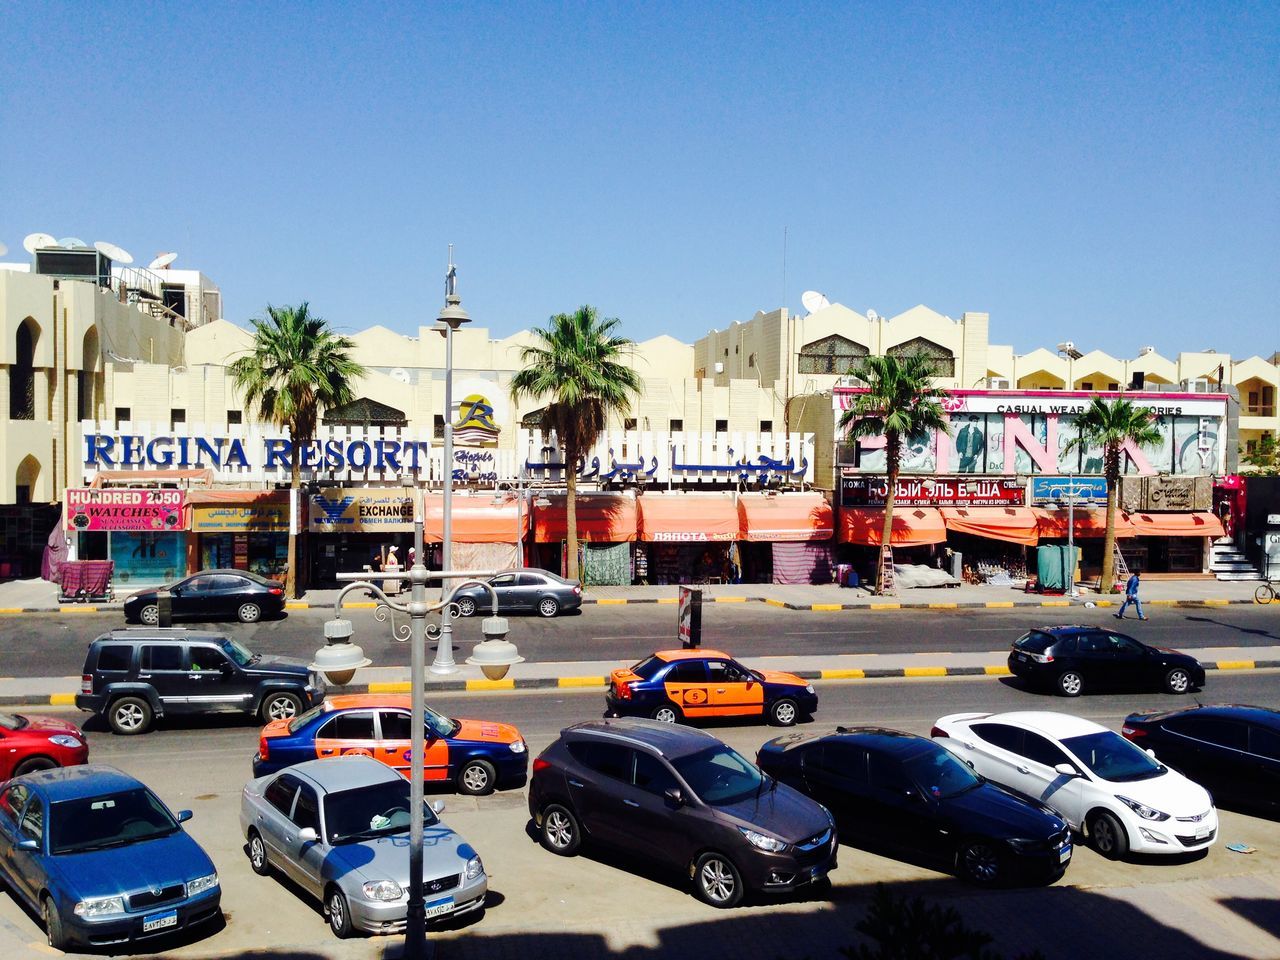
[984,601,1014,608]
[0,607,24,613]
[285,602,309,609]
[984,665,1013,676]
[656,597,678,604]
[713,597,748,603]
[341,601,379,609]
[811,603,843,611]
[820,668,866,680]
[558,676,606,687]
[58,606,98,614]
[904,666,947,677]
[869,602,901,610]
[367,681,412,693]
[467,678,515,691]
[1200,599,1228,606]
[50,693,77,706]
[595,598,629,605]
[928,602,957,609]
[1215,660,1254,670]
[765,599,787,608]
[1040,600,1070,607]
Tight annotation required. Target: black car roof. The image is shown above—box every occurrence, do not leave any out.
[96,628,230,644]
[562,718,721,758]
[1153,703,1280,729]
[829,727,936,757]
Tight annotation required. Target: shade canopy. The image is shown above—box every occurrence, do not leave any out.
[533,495,638,543]
[941,507,1040,546]
[839,507,947,546]
[737,493,833,542]
[1126,511,1225,538]
[637,495,739,542]
[1033,508,1135,539]
[423,494,527,543]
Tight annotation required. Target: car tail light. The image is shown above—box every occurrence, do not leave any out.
[1122,725,1145,739]
[258,735,270,760]
[930,726,949,739]
[269,587,284,596]
[614,680,633,700]
[532,757,551,774]
[1027,652,1054,663]
[81,674,93,694]
[573,584,582,595]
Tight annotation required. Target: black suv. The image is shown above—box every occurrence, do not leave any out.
[1008,625,1205,697]
[75,629,324,735]
[528,718,836,907]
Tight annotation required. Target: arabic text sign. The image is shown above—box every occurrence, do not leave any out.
[840,476,1026,508]
[308,489,416,532]
[65,488,186,532]
[1029,476,1108,506]
[191,501,290,532]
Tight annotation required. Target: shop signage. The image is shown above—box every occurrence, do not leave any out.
[452,394,501,446]
[83,433,433,473]
[65,488,186,532]
[678,586,702,649]
[308,489,416,532]
[454,449,497,483]
[191,501,290,533]
[1029,476,1108,506]
[840,476,1026,508]
[1119,476,1211,513]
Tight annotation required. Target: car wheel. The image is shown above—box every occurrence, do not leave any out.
[238,602,262,624]
[540,803,582,856]
[260,691,303,724]
[1088,810,1129,860]
[1055,671,1083,697]
[768,698,799,727]
[139,603,160,626]
[43,896,68,951]
[957,839,1003,885]
[1164,667,1191,695]
[538,596,560,618]
[458,758,497,796]
[650,703,683,724]
[456,596,477,618]
[694,852,744,908]
[109,696,153,735]
[326,886,353,939]
[13,757,58,777]
[247,829,270,876]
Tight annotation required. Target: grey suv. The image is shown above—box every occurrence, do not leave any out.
[528,718,836,907]
[75,629,324,735]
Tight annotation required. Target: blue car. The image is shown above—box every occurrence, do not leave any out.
[0,765,221,950]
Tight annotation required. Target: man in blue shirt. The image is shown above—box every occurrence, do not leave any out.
[1115,570,1147,620]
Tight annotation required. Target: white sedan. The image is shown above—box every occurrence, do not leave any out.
[931,711,1217,859]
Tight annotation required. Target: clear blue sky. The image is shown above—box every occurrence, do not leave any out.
[3,2,1276,358]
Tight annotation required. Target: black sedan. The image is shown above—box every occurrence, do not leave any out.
[757,727,1072,886]
[1007,625,1205,697]
[1123,704,1280,815]
[124,569,285,625]
[451,568,582,618]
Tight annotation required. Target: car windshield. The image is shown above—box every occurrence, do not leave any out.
[324,779,439,844]
[1062,731,1164,782]
[0,712,27,731]
[50,787,179,854]
[671,745,766,806]
[902,746,982,800]
[219,638,257,666]
[289,703,328,733]
[424,706,459,739]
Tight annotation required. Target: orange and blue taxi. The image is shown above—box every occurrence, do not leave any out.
[606,649,817,727]
[252,694,527,795]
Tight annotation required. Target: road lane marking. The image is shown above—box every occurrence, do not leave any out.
[467,678,515,690]
[929,603,958,609]
[49,693,76,706]
[713,597,748,603]
[596,598,629,605]
[904,666,947,677]
[984,601,1015,608]
[1214,660,1255,670]
[811,603,843,611]
[821,668,866,680]
[765,599,787,608]
[870,603,901,610]
[368,681,412,693]
[984,665,1013,675]
[558,676,606,687]
[57,607,98,614]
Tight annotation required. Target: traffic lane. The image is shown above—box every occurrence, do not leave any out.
[2,603,1277,679]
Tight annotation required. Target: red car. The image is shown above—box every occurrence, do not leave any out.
[0,711,89,778]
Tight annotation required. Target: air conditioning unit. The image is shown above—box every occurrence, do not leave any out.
[987,377,1011,390]
[838,374,868,388]
[1181,378,1211,393]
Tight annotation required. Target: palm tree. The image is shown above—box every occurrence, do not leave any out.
[230,303,365,598]
[838,353,952,595]
[1064,396,1163,594]
[510,306,643,582]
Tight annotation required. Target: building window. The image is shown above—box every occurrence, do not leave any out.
[886,337,956,378]
[624,417,637,431]
[115,407,131,425]
[748,353,756,369]
[10,320,35,420]
[227,410,242,425]
[798,335,869,376]
[715,419,728,433]
[1108,382,1119,390]
[669,419,683,432]
[723,348,729,358]
[434,415,445,439]
[760,420,773,433]
[171,409,186,429]
[1081,382,1093,390]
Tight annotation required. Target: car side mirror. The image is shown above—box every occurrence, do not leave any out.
[431,800,446,815]
[297,827,318,843]
[1145,748,1157,759]
[1054,763,1077,778]
[219,661,234,676]
[16,838,38,852]
[664,787,685,807]
[177,809,193,823]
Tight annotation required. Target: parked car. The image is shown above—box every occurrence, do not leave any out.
[1007,625,1205,697]
[1123,703,1280,815]
[241,755,486,938]
[933,711,1217,859]
[450,568,582,618]
[0,765,220,950]
[76,628,324,735]
[528,718,836,907]
[606,649,817,727]
[757,727,1071,885]
[252,694,527,795]
[0,712,89,779]
[124,569,285,625]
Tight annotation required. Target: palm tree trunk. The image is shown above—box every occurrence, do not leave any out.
[288,451,301,600]
[565,458,580,582]
[1100,446,1119,595]
[877,432,900,596]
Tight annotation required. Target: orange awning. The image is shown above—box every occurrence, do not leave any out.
[839,507,947,546]
[941,507,1040,546]
[1126,511,1225,538]
[637,495,740,542]
[737,493,833,542]
[423,494,528,543]
[185,489,287,506]
[533,495,638,543]
[1034,508,1135,539]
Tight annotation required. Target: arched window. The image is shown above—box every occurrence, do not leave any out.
[15,455,40,505]
[79,326,100,421]
[887,337,955,377]
[10,319,37,420]
[798,335,869,375]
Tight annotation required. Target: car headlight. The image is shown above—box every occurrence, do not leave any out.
[185,873,219,897]
[362,880,404,901]
[509,739,526,754]
[1005,838,1041,853]
[465,855,484,880]
[1116,796,1170,821]
[48,734,82,748]
[74,896,125,918]
[805,685,815,695]
[739,827,788,853]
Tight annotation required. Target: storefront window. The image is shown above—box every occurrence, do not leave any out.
[111,532,186,585]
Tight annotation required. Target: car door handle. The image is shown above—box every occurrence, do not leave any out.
[1016,766,1030,774]
[623,799,640,808]
[716,688,726,693]
[963,741,976,750]
[569,779,584,788]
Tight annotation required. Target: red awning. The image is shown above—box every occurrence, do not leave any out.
[941,507,1040,546]
[737,493,833,542]
[1126,511,1225,538]
[533,495,638,543]
[637,495,740,542]
[839,507,947,546]
[89,469,214,488]
[423,494,528,543]
[1033,508,1135,539]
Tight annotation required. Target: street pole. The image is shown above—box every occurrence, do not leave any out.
[1067,467,1078,599]
[435,317,457,674]
[405,507,427,956]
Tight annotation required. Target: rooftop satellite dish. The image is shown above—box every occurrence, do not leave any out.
[801,290,831,314]
[23,232,58,253]
[149,251,177,270]
[866,308,880,322]
[58,237,90,249]
[94,241,133,264]
[389,368,412,384]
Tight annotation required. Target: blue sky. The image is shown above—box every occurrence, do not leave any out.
[3,2,1276,358]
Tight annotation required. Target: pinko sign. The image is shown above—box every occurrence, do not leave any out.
[65,488,186,532]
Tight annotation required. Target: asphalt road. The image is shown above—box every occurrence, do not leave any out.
[3,603,1278,679]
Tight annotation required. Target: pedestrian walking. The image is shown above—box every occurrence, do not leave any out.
[383,545,401,594]
[1115,569,1147,620]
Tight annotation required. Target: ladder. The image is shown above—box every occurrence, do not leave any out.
[878,545,896,596]
[1105,541,1129,592]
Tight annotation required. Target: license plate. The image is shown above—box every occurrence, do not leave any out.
[424,897,454,918]
[1058,845,1072,864]
[142,910,178,933]
[809,865,826,881]
[1196,830,1211,840]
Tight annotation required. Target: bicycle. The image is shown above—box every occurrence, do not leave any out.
[1256,580,1278,604]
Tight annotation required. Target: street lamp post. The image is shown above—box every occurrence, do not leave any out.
[1066,467,1079,599]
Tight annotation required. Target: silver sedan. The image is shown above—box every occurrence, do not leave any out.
[239,755,487,937]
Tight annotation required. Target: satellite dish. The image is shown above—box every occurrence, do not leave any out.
[0,242,7,257]
[23,232,58,253]
[94,241,133,264]
[389,368,412,384]
[148,251,177,270]
[58,237,90,249]
[866,308,880,322]
[801,290,831,314]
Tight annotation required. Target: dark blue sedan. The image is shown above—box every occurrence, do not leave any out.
[0,765,221,950]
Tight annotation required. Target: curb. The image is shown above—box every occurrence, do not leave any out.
[10,659,1279,710]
